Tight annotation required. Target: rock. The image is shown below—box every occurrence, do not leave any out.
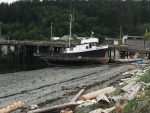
[29,105,38,110]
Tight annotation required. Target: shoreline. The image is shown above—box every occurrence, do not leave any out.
[0,62,149,112]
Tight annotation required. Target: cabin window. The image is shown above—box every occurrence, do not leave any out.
[93,43,96,46]
[89,44,92,48]
[86,46,88,49]
[70,48,73,51]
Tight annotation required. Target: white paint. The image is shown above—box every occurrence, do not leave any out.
[81,38,98,44]
[51,37,60,40]
[114,41,118,45]
[65,38,108,53]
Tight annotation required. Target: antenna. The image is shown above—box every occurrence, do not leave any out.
[73,8,75,21]
[69,5,74,47]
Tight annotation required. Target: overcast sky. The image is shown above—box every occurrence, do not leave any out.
[0,0,18,3]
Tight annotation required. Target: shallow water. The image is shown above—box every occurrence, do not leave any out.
[0,55,46,74]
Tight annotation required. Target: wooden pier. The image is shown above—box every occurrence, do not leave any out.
[0,39,150,73]
[108,39,150,60]
[0,40,68,73]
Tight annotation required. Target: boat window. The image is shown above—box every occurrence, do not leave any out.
[93,43,96,46]
[86,46,89,49]
[60,48,65,53]
[70,48,73,51]
[89,44,92,48]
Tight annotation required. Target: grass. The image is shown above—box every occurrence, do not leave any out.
[89,102,101,110]
[76,70,150,113]
[122,99,138,113]
[137,70,150,83]
[122,69,150,113]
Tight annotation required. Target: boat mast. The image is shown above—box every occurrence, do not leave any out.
[69,6,74,47]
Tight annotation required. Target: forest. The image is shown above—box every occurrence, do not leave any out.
[0,0,150,42]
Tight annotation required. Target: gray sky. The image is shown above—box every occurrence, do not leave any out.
[0,0,43,3]
[0,0,18,3]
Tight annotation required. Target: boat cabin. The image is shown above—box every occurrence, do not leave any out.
[64,38,108,53]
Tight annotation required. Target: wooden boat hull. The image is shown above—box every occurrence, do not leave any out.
[34,48,109,66]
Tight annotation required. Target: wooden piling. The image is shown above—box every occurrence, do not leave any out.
[0,44,2,62]
[148,53,150,59]
[113,49,115,59]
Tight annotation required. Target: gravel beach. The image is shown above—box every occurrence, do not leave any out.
[0,63,140,112]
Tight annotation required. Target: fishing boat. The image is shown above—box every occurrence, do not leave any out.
[33,37,109,66]
[33,8,109,66]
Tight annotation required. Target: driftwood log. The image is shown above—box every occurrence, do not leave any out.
[0,101,24,113]
[27,102,79,113]
[71,89,85,102]
[123,83,142,101]
[126,84,142,101]
[60,110,73,113]
[96,94,110,105]
[110,95,123,102]
[89,108,104,113]
[102,106,115,113]
[121,81,136,92]
[61,88,85,113]
[89,104,126,113]
[80,87,116,101]
[121,78,138,83]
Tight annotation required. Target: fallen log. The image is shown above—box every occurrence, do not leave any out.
[61,88,85,113]
[110,95,123,103]
[122,71,130,76]
[119,82,125,86]
[89,108,104,113]
[123,83,142,101]
[96,94,110,105]
[77,99,97,107]
[71,89,85,102]
[121,78,138,82]
[102,104,126,113]
[80,87,116,101]
[0,101,24,113]
[27,102,79,113]
[102,106,115,113]
[121,81,136,92]
[123,83,139,99]
[61,110,73,113]
[126,83,142,101]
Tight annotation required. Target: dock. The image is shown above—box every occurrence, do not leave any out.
[108,39,150,60]
[0,39,150,71]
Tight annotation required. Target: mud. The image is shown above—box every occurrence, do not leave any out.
[0,63,136,113]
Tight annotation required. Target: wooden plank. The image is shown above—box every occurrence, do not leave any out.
[27,102,79,113]
[0,101,24,113]
[80,87,116,101]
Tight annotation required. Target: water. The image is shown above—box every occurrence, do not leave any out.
[0,55,46,74]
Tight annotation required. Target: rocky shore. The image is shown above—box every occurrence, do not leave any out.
[0,62,149,113]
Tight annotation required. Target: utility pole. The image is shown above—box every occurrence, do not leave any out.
[120,26,122,39]
[69,6,74,47]
[51,22,53,40]
[0,21,3,37]
[146,28,148,34]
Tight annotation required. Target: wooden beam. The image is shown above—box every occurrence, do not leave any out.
[27,102,79,113]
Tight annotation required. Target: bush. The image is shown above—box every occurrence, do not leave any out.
[137,70,150,83]
[143,32,150,40]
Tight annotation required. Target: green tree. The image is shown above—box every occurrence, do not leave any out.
[143,32,150,40]
[27,29,37,40]
[13,30,20,40]
[20,31,27,40]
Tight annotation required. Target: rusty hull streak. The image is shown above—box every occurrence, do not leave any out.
[43,57,109,64]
